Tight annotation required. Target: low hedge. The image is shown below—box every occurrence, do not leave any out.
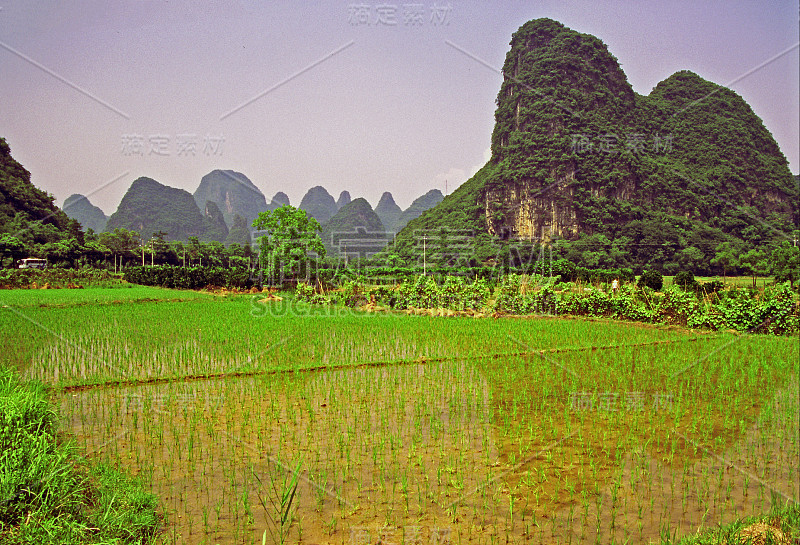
[123,265,255,290]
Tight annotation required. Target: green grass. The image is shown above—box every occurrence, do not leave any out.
[667,275,775,289]
[668,503,799,544]
[0,285,214,308]
[1,288,698,387]
[1,286,796,544]
[0,366,162,544]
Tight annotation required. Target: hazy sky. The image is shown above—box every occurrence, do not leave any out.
[1,0,797,215]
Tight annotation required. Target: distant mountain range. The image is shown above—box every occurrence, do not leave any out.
[64,172,443,245]
[105,177,205,241]
[193,170,267,229]
[322,198,386,257]
[63,194,107,233]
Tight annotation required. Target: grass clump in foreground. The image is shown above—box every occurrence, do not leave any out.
[667,503,799,544]
[0,366,162,544]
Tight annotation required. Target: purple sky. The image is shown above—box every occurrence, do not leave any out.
[1,0,797,215]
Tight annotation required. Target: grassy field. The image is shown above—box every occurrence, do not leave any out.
[1,287,797,544]
[666,276,775,289]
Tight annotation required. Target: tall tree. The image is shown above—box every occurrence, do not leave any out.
[770,240,800,288]
[252,205,325,285]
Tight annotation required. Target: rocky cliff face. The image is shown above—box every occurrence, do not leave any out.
[193,170,267,228]
[480,18,796,241]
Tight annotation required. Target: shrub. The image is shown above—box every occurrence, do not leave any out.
[295,282,314,302]
[673,271,697,291]
[638,270,663,291]
[123,265,254,290]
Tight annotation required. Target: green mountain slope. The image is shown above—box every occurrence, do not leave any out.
[375,192,402,233]
[193,170,267,228]
[396,189,444,232]
[200,200,229,242]
[0,138,78,244]
[63,194,107,233]
[322,197,386,257]
[106,177,205,241]
[225,214,252,247]
[299,186,338,225]
[394,18,797,272]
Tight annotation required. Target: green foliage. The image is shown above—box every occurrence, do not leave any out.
[0,268,119,288]
[105,177,205,242]
[0,367,162,543]
[225,214,253,247]
[672,271,697,291]
[769,240,800,287]
[123,265,254,290]
[638,270,663,290]
[299,271,798,335]
[253,205,325,285]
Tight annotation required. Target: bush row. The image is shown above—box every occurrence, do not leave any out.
[298,274,799,335]
[123,265,255,290]
[0,268,120,289]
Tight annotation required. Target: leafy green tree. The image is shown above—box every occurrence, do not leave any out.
[675,246,704,273]
[98,228,141,269]
[769,241,799,287]
[710,241,741,280]
[0,234,26,267]
[187,236,202,265]
[740,248,769,288]
[81,239,111,268]
[638,269,663,291]
[253,205,325,285]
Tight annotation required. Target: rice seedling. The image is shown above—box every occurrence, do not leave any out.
[1,287,796,543]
